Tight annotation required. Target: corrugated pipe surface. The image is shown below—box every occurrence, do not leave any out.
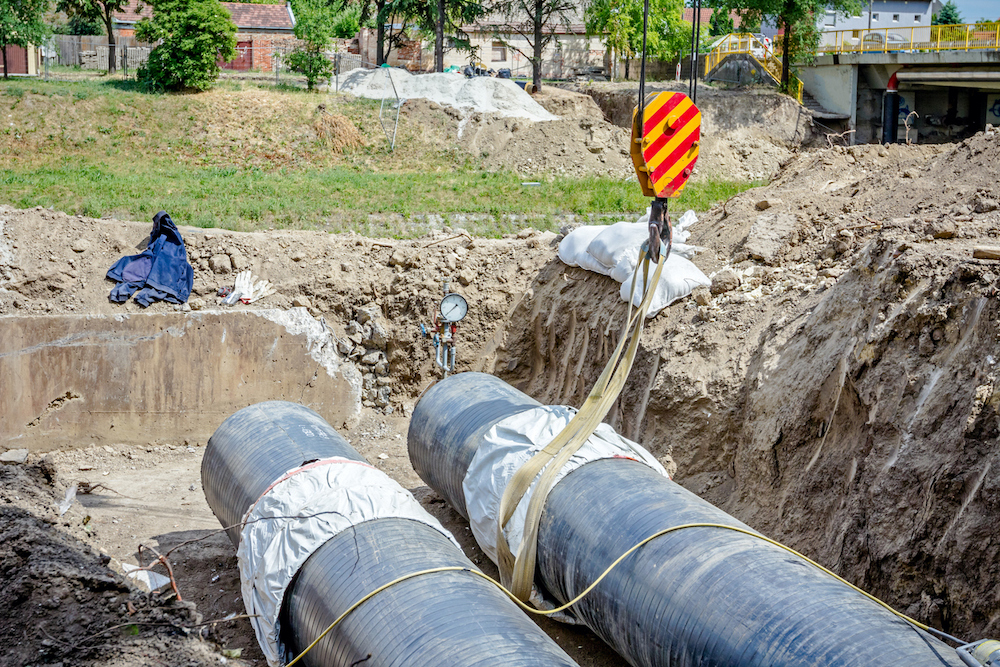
[408,373,965,667]
[203,400,579,667]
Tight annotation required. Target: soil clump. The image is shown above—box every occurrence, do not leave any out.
[0,461,237,666]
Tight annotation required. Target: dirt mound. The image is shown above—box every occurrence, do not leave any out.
[401,98,633,178]
[531,86,608,121]
[0,461,232,666]
[561,83,818,182]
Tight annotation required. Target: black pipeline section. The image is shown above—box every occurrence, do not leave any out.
[203,400,579,667]
[408,373,965,667]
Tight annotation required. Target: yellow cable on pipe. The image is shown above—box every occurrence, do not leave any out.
[285,522,945,666]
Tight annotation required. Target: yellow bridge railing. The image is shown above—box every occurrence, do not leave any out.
[817,22,1000,54]
[703,33,804,103]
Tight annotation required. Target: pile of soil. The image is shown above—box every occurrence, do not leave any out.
[400,87,634,179]
[564,83,820,182]
[0,461,236,666]
[339,68,558,122]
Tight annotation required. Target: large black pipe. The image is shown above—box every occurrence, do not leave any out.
[203,400,579,667]
[408,373,965,667]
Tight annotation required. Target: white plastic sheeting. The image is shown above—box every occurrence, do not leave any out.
[238,457,459,667]
[462,405,670,567]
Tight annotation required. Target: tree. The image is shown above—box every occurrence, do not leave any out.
[287,0,334,89]
[487,0,575,91]
[356,0,393,64]
[719,0,860,92]
[330,5,361,37]
[135,0,237,91]
[932,0,961,25]
[707,3,733,35]
[0,0,50,80]
[585,0,687,79]
[379,0,480,71]
[56,0,128,73]
[51,12,104,35]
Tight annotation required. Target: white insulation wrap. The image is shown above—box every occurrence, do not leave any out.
[238,457,460,666]
[462,405,670,566]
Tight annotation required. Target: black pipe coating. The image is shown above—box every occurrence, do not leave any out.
[203,400,579,667]
[407,373,965,667]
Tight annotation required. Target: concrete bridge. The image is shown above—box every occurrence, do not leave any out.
[705,28,1000,144]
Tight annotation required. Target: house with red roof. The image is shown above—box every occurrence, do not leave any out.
[113,1,297,71]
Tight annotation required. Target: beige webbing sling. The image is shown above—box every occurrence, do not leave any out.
[496,246,666,602]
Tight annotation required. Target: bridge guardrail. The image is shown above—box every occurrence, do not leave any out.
[704,33,804,103]
[818,22,1000,54]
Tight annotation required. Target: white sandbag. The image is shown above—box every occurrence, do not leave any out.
[609,246,641,283]
[609,244,706,285]
[676,209,698,232]
[620,252,710,317]
[557,226,613,276]
[588,216,700,271]
[586,222,648,269]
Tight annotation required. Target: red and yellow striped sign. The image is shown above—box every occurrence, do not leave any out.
[629,92,701,198]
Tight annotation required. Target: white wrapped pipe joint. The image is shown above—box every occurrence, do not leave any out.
[202,401,580,667]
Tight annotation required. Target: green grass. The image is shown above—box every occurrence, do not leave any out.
[0,77,762,236]
[0,160,757,235]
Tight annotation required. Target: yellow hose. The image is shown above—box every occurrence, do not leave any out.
[285,522,941,666]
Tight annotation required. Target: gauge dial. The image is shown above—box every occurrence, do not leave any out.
[440,293,468,322]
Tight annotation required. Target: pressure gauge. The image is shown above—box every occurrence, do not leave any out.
[439,293,468,322]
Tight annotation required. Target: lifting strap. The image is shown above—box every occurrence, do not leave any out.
[496,247,666,601]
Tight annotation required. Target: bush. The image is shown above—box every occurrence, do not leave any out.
[135,0,237,92]
[288,0,334,90]
[287,47,334,90]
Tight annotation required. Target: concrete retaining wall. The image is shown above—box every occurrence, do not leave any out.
[0,309,362,452]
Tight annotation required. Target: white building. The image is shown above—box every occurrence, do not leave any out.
[820,0,939,32]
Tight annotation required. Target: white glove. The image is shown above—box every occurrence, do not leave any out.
[234,270,253,303]
[250,279,275,303]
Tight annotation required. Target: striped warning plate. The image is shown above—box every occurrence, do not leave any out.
[629,92,700,198]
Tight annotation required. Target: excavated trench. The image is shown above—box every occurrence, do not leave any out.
[3,132,1000,662]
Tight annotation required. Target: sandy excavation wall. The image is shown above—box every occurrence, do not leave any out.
[491,133,1000,639]
[1,309,362,451]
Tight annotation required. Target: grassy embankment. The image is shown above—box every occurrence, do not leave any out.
[0,77,759,236]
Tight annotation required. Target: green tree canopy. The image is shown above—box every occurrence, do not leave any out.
[584,0,687,79]
[135,0,237,91]
[56,0,128,72]
[0,0,50,79]
[932,0,962,25]
[707,2,734,35]
[718,0,860,91]
[487,0,575,91]
[287,0,335,89]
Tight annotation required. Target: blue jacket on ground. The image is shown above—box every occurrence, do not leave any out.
[107,211,193,307]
